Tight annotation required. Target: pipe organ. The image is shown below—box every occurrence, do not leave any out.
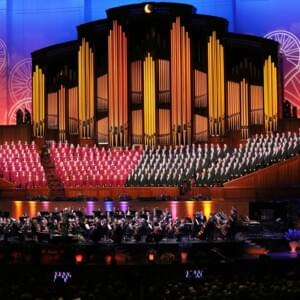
[32,2,281,145]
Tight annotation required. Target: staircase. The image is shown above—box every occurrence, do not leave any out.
[41,147,65,199]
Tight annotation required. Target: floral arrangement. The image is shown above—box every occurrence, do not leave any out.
[284,229,300,241]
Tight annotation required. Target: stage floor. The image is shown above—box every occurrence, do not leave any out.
[0,199,249,219]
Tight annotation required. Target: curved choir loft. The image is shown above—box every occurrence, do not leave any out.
[31,2,281,146]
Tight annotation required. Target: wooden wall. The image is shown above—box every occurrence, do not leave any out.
[0,125,32,144]
[0,187,49,199]
[224,155,300,188]
[65,187,179,199]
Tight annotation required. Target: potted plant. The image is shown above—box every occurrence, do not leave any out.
[284,229,300,253]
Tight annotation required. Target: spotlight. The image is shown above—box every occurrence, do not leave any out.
[147,249,156,263]
[75,253,84,264]
[104,255,113,265]
[180,251,188,264]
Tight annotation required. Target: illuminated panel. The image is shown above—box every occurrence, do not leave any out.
[33,65,45,137]
[119,201,128,213]
[108,20,128,146]
[78,38,95,138]
[202,201,212,218]
[207,31,225,136]
[41,201,49,211]
[240,78,249,139]
[143,53,156,145]
[29,201,37,218]
[104,201,113,212]
[227,81,240,131]
[170,17,191,145]
[185,201,195,218]
[170,201,178,219]
[263,55,278,132]
[85,201,95,216]
[13,201,23,219]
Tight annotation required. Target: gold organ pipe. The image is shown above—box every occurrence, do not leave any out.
[108,31,113,144]
[85,41,89,137]
[113,21,117,135]
[42,73,45,136]
[78,45,82,137]
[263,61,267,131]
[91,52,95,137]
[32,65,45,137]
[78,38,95,138]
[143,53,156,145]
[88,48,92,137]
[213,32,217,133]
[82,39,86,137]
[171,22,175,143]
[186,32,191,130]
[208,36,212,135]
[263,55,278,132]
[32,70,35,135]
[207,32,225,136]
[38,69,41,135]
[33,69,36,136]
[176,19,180,127]
[220,45,225,134]
[182,26,186,126]
[273,63,278,130]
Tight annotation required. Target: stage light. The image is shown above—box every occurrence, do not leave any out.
[75,253,84,264]
[148,253,155,261]
[105,255,113,265]
[180,251,188,264]
[147,249,156,263]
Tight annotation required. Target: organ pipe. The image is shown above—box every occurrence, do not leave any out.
[207,31,225,136]
[108,20,128,147]
[47,92,58,129]
[227,81,240,131]
[263,55,278,132]
[194,70,207,108]
[170,17,191,145]
[240,78,249,139]
[33,65,45,137]
[78,38,95,139]
[250,85,264,125]
[68,87,79,135]
[58,85,66,142]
